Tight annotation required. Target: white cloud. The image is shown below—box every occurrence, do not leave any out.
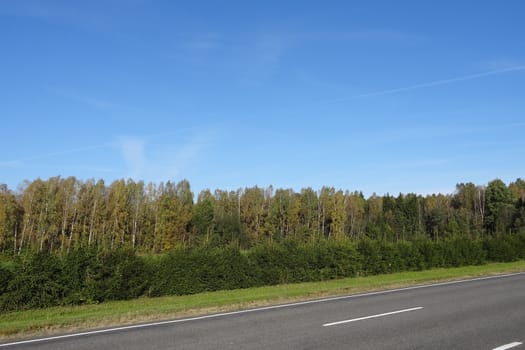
[116,136,146,179]
[113,129,218,183]
[147,132,212,181]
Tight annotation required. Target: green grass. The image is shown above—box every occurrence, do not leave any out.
[2,261,525,340]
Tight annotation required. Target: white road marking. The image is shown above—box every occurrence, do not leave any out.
[0,272,523,347]
[493,342,523,350]
[323,306,423,327]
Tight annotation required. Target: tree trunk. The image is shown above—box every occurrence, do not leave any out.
[61,199,70,253]
[67,208,77,253]
[88,200,97,246]
[13,222,17,254]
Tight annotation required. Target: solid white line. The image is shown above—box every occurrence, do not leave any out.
[1,272,524,347]
[493,342,523,350]
[323,306,423,327]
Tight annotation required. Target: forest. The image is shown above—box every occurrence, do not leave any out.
[0,177,524,253]
[0,177,524,312]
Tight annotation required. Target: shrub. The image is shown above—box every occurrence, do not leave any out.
[84,249,150,302]
[0,252,64,311]
[1,232,523,312]
[484,233,525,262]
[60,246,98,305]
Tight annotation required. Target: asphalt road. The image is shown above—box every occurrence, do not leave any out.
[2,273,524,350]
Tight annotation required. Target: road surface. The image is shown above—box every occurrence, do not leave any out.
[2,272,524,349]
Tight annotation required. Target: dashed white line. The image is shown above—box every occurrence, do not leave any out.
[323,306,423,326]
[493,342,523,350]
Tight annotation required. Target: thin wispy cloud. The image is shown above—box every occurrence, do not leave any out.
[145,131,216,181]
[249,65,525,119]
[479,58,525,71]
[0,161,23,168]
[347,121,525,149]
[48,87,124,111]
[0,144,112,167]
[116,136,146,179]
[299,29,422,45]
[0,1,62,20]
[0,1,119,35]
[343,65,525,100]
[0,129,217,186]
[170,30,289,85]
[256,34,287,65]
[185,33,224,50]
[0,128,210,169]
[234,33,290,86]
[113,129,220,183]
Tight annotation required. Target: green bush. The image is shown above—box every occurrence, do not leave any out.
[484,233,525,262]
[246,243,287,285]
[397,241,425,271]
[0,252,64,311]
[414,239,445,268]
[0,233,523,312]
[313,240,361,279]
[84,249,150,302]
[60,247,98,304]
[440,238,486,267]
[0,265,13,295]
[357,239,383,275]
[148,247,252,296]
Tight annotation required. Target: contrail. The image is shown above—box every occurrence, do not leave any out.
[261,65,525,117]
[335,65,525,101]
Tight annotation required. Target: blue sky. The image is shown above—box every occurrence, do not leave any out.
[1,0,524,196]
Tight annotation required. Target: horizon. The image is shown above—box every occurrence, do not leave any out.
[3,175,523,199]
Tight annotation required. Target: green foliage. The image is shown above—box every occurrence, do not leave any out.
[84,249,150,302]
[314,240,361,279]
[246,240,361,285]
[60,246,98,304]
[397,241,425,271]
[192,196,214,238]
[413,239,445,268]
[3,177,525,254]
[0,233,522,312]
[148,247,252,296]
[0,252,64,311]
[0,265,12,296]
[484,233,525,262]
[486,179,514,233]
[356,238,485,274]
[357,239,383,275]
[439,238,486,267]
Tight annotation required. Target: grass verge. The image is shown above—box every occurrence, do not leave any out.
[1,261,525,341]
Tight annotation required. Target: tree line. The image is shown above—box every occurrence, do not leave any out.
[0,177,524,254]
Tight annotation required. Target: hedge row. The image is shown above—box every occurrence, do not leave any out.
[1,234,524,312]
